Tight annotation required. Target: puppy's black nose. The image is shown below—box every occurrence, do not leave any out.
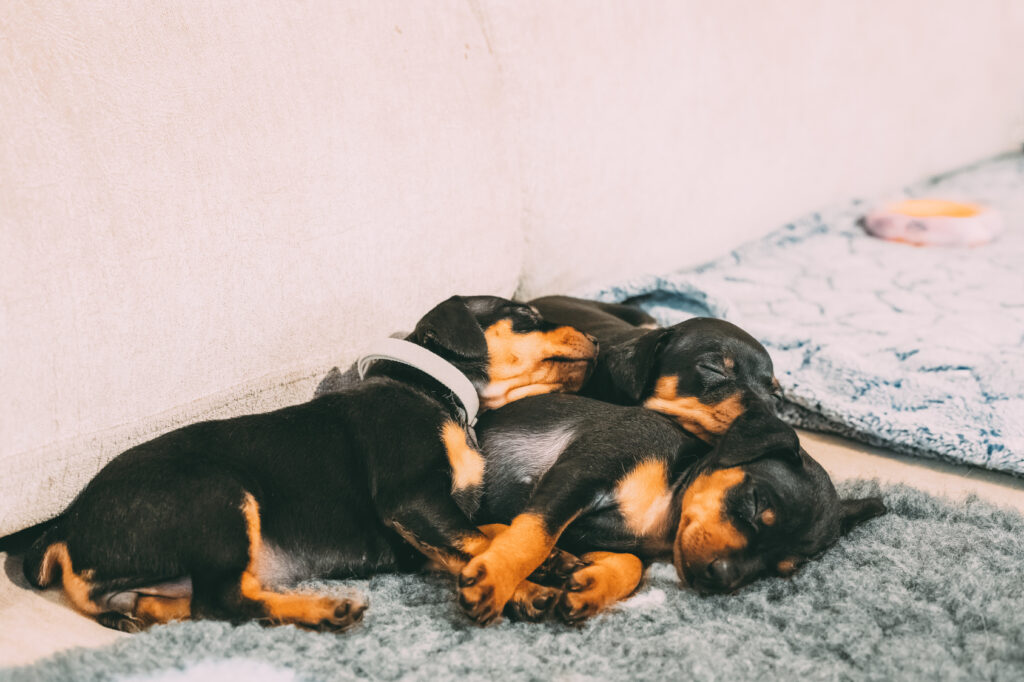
[706,558,736,587]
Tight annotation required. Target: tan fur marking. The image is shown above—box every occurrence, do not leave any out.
[723,356,735,371]
[480,320,596,409]
[241,494,356,626]
[777,558,799,576]
[37,543,62,587]
[42,542,103,615]
[560,551,644,620]
[459,513,565,620]
[441,420,485,491]
[238,572,348,625]
[475,523,509,541]
[616,460,673,537]
[453,535,490,562]
[135,595,191,624]
[676,468,747,569]
[643,376,745,441]
[478,513,555,584]
[761,509,777,526]
[452,523,510,566]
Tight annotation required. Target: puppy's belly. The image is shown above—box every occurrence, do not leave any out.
[96,577,194,613]
[254,542,401,586]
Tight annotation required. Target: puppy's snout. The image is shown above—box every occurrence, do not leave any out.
[554,326,598,355]
[705,558,736,588]
[687,558,745,594]
[574,331,598,355]
[572,331,599,361]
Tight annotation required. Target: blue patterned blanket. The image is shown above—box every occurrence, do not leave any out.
[587,153,1024,475]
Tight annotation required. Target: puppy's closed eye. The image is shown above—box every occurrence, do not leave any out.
[696,360,729,386]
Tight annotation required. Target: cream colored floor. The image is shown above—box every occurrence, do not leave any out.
[2,430,1023,670]
[800,430,1024,513]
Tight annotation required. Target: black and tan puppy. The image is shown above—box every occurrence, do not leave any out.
[530,295,781,441]
[462,394,885,625]
[23,296,597,633]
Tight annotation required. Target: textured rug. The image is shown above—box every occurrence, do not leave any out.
[587,153,1024,475]
[4,481,1023,681]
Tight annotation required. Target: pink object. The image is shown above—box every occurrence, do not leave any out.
[864,199,1002,246]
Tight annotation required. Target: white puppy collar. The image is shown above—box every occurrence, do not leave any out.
[356,337,480,427]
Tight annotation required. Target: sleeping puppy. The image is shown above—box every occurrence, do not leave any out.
[462,394,886,624]
[23,296,597,633]
[530,296,781,442]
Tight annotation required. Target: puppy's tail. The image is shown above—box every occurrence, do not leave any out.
[22,518,66,589]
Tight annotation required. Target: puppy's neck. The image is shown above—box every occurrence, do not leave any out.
[364,360,473,426]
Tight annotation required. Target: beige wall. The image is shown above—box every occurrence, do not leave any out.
[488,0,1024,297]
[0,1,523,533]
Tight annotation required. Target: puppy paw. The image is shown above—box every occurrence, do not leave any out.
[313,597,367,633]
[458,557,514,625]
[529,547,586,586]
[273,593,367,633]
[556,565,611,625]
[504,581,562,622]
[97,612,146,633]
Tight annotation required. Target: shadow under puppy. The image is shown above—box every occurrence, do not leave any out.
[22,296,597,633]
[464,394,886,624]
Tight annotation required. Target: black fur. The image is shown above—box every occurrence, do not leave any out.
[21,295,597,631]
[531,295,781,423]
[474,394,886,604]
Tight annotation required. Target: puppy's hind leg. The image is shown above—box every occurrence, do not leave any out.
[190,493,367,632]
[91,578,194,632]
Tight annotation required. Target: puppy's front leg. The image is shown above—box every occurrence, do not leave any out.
[458,461,600,625]
[382,498,562,622]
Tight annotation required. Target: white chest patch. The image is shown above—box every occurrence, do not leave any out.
[485,425,577,490]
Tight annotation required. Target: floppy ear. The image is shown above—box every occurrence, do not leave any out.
[604,329,669,402]
[410,296,488,360]
[839,497,887,534]
[714,411,803,467]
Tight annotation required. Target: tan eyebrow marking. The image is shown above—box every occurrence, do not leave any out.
[643,376,744,441]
